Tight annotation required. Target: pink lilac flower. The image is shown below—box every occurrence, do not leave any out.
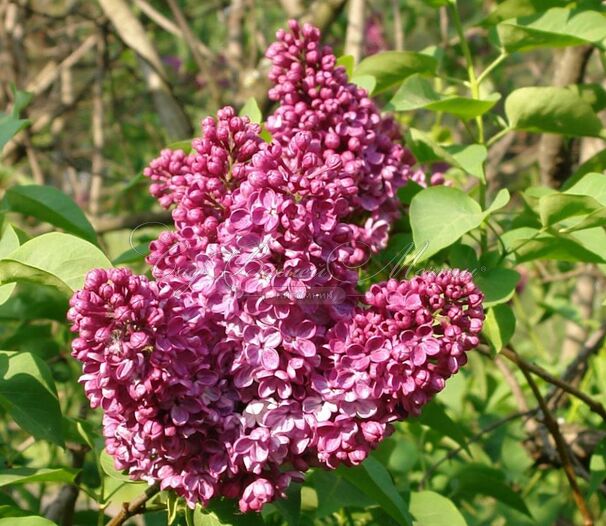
[68,20,484,513]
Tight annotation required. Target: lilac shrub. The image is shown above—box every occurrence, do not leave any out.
[67,21,484,513]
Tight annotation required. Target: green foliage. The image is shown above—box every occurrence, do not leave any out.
[337,457,413,525]
[0,351,63,445]
[0,232,112,294]
[0,86,32,151]
[505,86,605,137]
[2,185,97,244]
[409,186,487,261]
[409,491,467,526]
[389,76,500,120]
[353,51,437,94]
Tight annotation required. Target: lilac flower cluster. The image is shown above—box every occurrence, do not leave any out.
[68,21,484,513]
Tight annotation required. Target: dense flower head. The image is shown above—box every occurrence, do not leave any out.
[68,21,484,513]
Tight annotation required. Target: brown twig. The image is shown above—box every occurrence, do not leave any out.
[98,0,193,140]
[539,45,593,187]
[89,29,106,217]
[166,0,222,107]
[106,483,161,526]
[344,0,365,63]
[547,325,606,409]
[518,366,593,526]
[495,346,606,421]
[134,0,213,59]
[392,0,404,51]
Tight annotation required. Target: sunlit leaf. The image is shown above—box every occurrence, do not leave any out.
[389,76,500,120]
[353,51,437,94]
[505,86,604,137]
[4,185,97,244]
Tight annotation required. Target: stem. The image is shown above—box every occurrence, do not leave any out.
[499,346,606,421]
[477,51,507,85]
[106,483,161,526]
[486,127,511,148]
[450,1,483,144]
[518,366,593,526]
[450,0,488,253]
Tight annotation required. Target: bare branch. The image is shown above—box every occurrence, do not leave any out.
[391,0,403,51]
[539,45,593,188]
[106,483,161,526]
[89,30,105,217]
[497,346,606,421]
[166,0,222,106]
[344,0,365,63]
[98,0,193,140]
[134,0,213,59]
[25,34,96,96]
[519,366,593,526]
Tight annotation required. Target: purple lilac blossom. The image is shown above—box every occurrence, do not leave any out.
[68,20,484,513]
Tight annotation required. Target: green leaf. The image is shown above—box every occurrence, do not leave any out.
[589,439,606,495]
[475,268,520,307]
[410,491,467,526]
[0,468,77,488]
[312,470,374,518]
[273,484,301,526]
[0,506,29,518]
[482,0,568,26]
[0,233,112,294]
[336,54,355,77]
[166,139,193,154]
[452,463,531,516]
[338,456,413,525]
[0,283,68,322]
[497,8,606,52]
[239,97,262,124]
[416,400,469,453]
[449,244,478,270]
[538,193,606,231]
[205,499,265,525]
[349,75,376,94]
[0,224,19,305]
[410,187,484,261]
[112,244,150,265]
[485,188,511,215]
[571,84,606,113]
[397,181,424,205]
[189,509,222,526]
[389,76,500,120]
[100,450,131,481]
[482,304,516,353]
[564,172,606,206]
[567,152,606,187]
[4,185,97,244]
[0,87,32,151]
[0,517,57,526]
[502,227,606,263]
[505,86,604,137]
[406,129,487,180]
[353,51,437,94]
[167,492,179,525]
[0,351,64,445]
